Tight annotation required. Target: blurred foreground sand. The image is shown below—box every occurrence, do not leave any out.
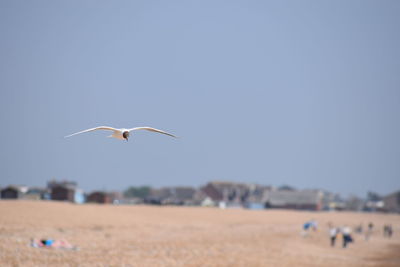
[0,201,399,266]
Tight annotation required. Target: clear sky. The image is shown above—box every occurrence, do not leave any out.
[0,1,399,197]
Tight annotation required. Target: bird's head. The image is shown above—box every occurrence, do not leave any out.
[122,131,130,141]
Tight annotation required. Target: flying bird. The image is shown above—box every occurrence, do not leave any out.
[65,126,177,141]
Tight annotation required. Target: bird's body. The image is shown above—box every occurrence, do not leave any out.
[109,128,129,140]
[65,126,176,141]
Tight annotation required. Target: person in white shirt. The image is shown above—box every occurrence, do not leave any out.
[329,227,338,247]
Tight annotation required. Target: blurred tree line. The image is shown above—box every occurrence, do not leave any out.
[123,186,151,198]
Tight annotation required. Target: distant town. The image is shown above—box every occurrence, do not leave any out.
[1,180,399,213]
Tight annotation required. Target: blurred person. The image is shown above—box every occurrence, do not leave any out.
[383,224,388,238]
[384,224,393,238]
[301,221,311,237]
[342,226,353,248]
[329,226,339,247]
[311,220,318,231]
[388,224,393,238]
[301,220,317,237]
[31,238,77,250]
[365,222,374,241]
[304,220,318,231]
[355,223,363,234]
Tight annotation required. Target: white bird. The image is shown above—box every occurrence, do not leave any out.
[65,126,177,141]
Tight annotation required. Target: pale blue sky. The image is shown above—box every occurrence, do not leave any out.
[0,1,399,197]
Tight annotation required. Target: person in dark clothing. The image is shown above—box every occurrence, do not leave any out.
[342,226,353,248]
[384,224,393,238]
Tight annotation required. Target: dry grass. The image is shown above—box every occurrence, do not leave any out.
[0,200,399,266]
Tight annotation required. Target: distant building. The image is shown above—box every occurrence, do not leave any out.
[363,200,384,212]
[383,191,400,213]
[22,187,49,200]
[264,190,323,211]
[48,180,84,203]
[200,183,223,204]
[165,187,197,205]
[48,180,77,190]
[320,191,345,210]
[345,195,366,211]
[198,181,273,209]
[146,187,197,205]
[1,185,28,199]
[192,190,217,207]
[211,181,250,204]
[108,191,124,204]
[51,185,75,202]
[245,184,272,210]
[115,197,143,205]
[145,188,171,204]
[200,181,252,208]
[278,185,296,191]
[87,191,111,204]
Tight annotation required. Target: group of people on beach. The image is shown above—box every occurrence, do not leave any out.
[328,221,395,248]
[301,220,354,248]
[328,224,353,248]
[302,219,395,249]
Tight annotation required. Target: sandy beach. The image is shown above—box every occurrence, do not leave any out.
[0,201,399,266]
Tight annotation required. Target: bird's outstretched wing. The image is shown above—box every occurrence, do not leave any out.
[65,126,119,138]
[128,127,177,138]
